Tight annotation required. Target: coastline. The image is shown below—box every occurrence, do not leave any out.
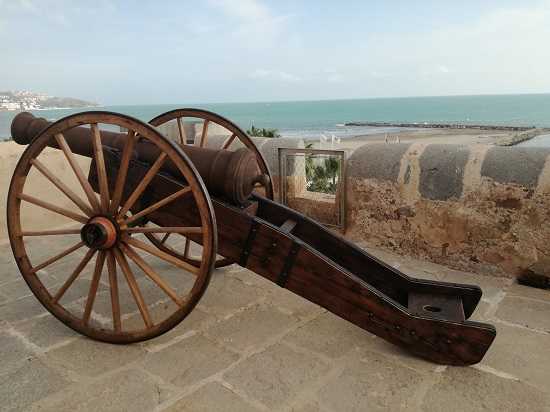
[2,124,547,146]
[302,126,550,149]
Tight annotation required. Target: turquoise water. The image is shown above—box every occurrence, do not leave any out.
[2,94,550,141]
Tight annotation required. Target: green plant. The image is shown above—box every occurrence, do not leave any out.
[247,125,280,138]
[304,149,340,195]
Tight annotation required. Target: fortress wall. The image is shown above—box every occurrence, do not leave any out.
[344,143,550,278]
[0,141,91,243]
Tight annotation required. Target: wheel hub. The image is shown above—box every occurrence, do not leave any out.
[81,216,118,249]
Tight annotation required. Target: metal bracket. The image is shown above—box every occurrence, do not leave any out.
[239,220,259,267]
[277,242,300,287]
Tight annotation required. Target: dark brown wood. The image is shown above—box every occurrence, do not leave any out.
[109,158,495,365]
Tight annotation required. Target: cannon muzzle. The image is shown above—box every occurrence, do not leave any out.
[11,112,267,205]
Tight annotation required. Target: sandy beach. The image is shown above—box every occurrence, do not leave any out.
[304,126,549,151]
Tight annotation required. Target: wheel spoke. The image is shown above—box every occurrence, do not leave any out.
[184,237,191,259]
[118,152,167,218]
[31,241,85,274]
[123,226,202,235]
[19,193,88,224]
[91,124,110,213]
[199,119,209,147]
[52,248,96,303]
[82,251,106,325]
[21,228,81,236]
[112,246,153,328]
[31,158,93,216]
[176,117,187,145]
[110,130,137,214]
[121,243,185,307]
[160,233,170,244]
[106,251,121,332]
[221,133,236,150]
[123,187,191,225]
[123,236,199,274]
[54,132,101,213]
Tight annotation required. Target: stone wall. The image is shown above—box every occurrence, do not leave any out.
[344,143,550,278]
[0,141,91,242]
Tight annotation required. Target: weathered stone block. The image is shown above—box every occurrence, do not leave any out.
[46,337,146,377]
[495,295,550,331]
[284,311,370,359]
[482,323,550,392]
[198,275,265,317]
[206,304,298,352]
[143,333,238,388]
[0,358,70,412]
[164,382,260,412]
[0,330,36,375]
[422,365,550,411]
[14,313,77,349]
[318,350,424,411]
[224,343,330,409]
[30,368,174,412]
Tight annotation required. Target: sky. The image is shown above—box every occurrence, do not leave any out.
[1,0,550,105]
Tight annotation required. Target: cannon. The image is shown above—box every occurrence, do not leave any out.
[6,110,496,365]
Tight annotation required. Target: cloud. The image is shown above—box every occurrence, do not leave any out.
[209,0,272,22]
[250,69,301,82]
[208,0,291,48]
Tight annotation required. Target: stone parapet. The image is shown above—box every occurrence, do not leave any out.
[345,143,550,278]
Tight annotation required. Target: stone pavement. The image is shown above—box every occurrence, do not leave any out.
[1,239,549,412]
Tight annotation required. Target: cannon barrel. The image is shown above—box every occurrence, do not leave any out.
[11,112,266,205]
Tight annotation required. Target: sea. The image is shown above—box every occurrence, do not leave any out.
[2,94,550,145]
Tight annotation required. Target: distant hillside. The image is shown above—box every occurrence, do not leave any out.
[0,90,98,111]
[40,96,98,108]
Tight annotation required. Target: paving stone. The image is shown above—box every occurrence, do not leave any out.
[14,313,77,349]
[469,300,492,322]
[0,294,47,323]
[206,304,299,352]
[0,245,20,285]
[143,333,239,388]
[23,234,85,264]
[224,343,330,409]
[264,287,323,319]
[124,302,211,347]
[288,401,322,412]
[318,350,424,412]
[0,358,70,412]
[55,278,108,307]
[284,311,371,359]
[483,323,550,393]
[164,382,260,412]
[229,269,322,319]
[506,283,550,302]
[0,330,36,375]
[495,295,550,331]
[29,368,174,412]
[198,275,265,317]
[0,274,56,301]
[432,269,510,301]
[421,366,550,412]
[46,337,146,377]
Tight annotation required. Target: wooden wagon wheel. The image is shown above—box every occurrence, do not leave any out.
[7,112,217,343]
[145,108,274,268]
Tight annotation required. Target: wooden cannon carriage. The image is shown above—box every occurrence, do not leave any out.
[7,110,496,365]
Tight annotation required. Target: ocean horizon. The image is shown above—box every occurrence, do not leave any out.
[2,93,550,141]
